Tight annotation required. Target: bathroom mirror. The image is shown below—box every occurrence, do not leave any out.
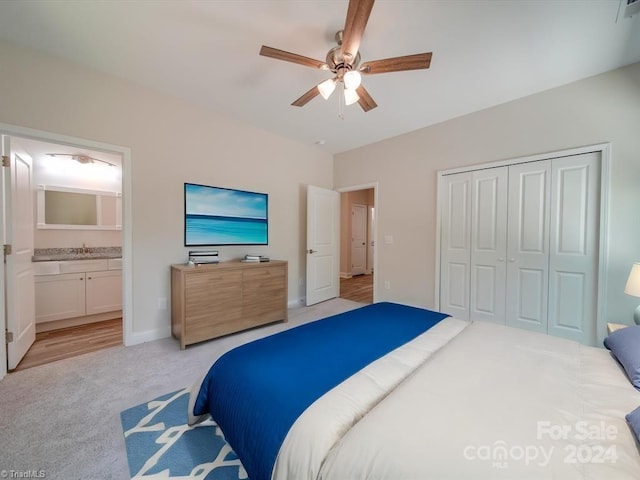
[36,185,122,230]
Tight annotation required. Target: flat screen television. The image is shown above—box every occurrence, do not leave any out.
[184,183,268,246]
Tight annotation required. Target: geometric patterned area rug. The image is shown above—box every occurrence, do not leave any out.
[120,387,247,479]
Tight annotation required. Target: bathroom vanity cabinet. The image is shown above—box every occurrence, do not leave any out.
[34,258,122,325]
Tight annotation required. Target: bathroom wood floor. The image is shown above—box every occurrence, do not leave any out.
[340,274,373,304]
[13,318,123,371]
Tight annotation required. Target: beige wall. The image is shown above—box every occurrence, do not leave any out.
[0,40,333,342]
[335,62,640,342]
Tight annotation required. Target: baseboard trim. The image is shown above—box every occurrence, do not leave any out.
[288,298,304,308]
[126,325,171,346]
[340,272,352,279]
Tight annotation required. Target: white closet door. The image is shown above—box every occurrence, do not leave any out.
[470,167,508,324]
[548,153,600,345]
[439,173,472,320]
[506,160,551,333]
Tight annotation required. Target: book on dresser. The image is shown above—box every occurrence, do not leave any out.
[170,259,288,349]
[242,254,269,262]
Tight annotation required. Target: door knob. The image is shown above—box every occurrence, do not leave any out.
[307,249,317,254]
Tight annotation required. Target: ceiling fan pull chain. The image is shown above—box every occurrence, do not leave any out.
[338,82,345,120]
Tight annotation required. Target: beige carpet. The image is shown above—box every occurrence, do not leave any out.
[0,298,363,480]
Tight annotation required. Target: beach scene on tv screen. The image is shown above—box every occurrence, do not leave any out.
[185,184,268,245]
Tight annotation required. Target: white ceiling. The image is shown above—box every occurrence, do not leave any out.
[0,1,638,154]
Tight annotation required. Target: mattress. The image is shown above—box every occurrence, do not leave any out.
[300,320,640,479]
[189,304,640,479]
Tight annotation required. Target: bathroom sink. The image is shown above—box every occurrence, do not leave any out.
[32,261,60,275]
[58,259,109,273]
[32,258,122,275]
[108,258,122,270]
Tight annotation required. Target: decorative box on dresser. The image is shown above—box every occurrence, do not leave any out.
[171,260,288,349]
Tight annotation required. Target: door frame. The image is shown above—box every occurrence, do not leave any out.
[0,122,132,380]
[435,143,610,344]
[350,203,367,276]
[337,182,379,303]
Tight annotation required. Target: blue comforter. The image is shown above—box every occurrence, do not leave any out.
[192,302,448,480]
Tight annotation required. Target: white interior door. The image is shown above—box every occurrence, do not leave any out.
[506,160,551,333]
[470,167,508,324]
[547,153,600,345]
[439,172,472,320]
[306,185,339,306]
[2,135,36,369]
[351,204,367,276]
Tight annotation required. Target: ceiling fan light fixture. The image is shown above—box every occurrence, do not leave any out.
[259,1,432,113]
[318,78,337,100]
[344,87,360,106]
[343,70,362,90]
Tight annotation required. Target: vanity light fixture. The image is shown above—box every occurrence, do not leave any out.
[46,153,116,167]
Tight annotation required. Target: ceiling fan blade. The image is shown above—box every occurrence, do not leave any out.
[360,52,432,75]
[341,0,375,63]
[260,45,328,69]
[291,84,322,107]
[356,85,377,112]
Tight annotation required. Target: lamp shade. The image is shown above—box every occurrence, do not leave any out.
[625,263,640,298]
[343,87,360,106]
[343,70,362,90]
[318,78,336,100]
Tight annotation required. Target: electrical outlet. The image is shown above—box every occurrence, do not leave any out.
[384,281,391,290]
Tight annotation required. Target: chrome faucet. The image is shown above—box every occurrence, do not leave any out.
[81,243,89,254]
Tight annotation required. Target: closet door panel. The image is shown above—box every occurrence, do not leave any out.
[552,272,585,330]
[439,173,472,319]
[506,161,551,333]
[548,153,600,345]
[516,267,546,323]
[470,167,507,323]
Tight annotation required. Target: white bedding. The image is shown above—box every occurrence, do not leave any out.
[274,319,640,480]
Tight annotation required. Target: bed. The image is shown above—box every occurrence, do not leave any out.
[188,302,640,480]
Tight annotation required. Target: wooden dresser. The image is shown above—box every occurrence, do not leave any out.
[171,260,288,349]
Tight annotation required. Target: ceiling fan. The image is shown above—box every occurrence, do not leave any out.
[259,0,432,113]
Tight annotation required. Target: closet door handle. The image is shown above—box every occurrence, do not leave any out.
[497,257,504,262]
[508,258,516,263]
